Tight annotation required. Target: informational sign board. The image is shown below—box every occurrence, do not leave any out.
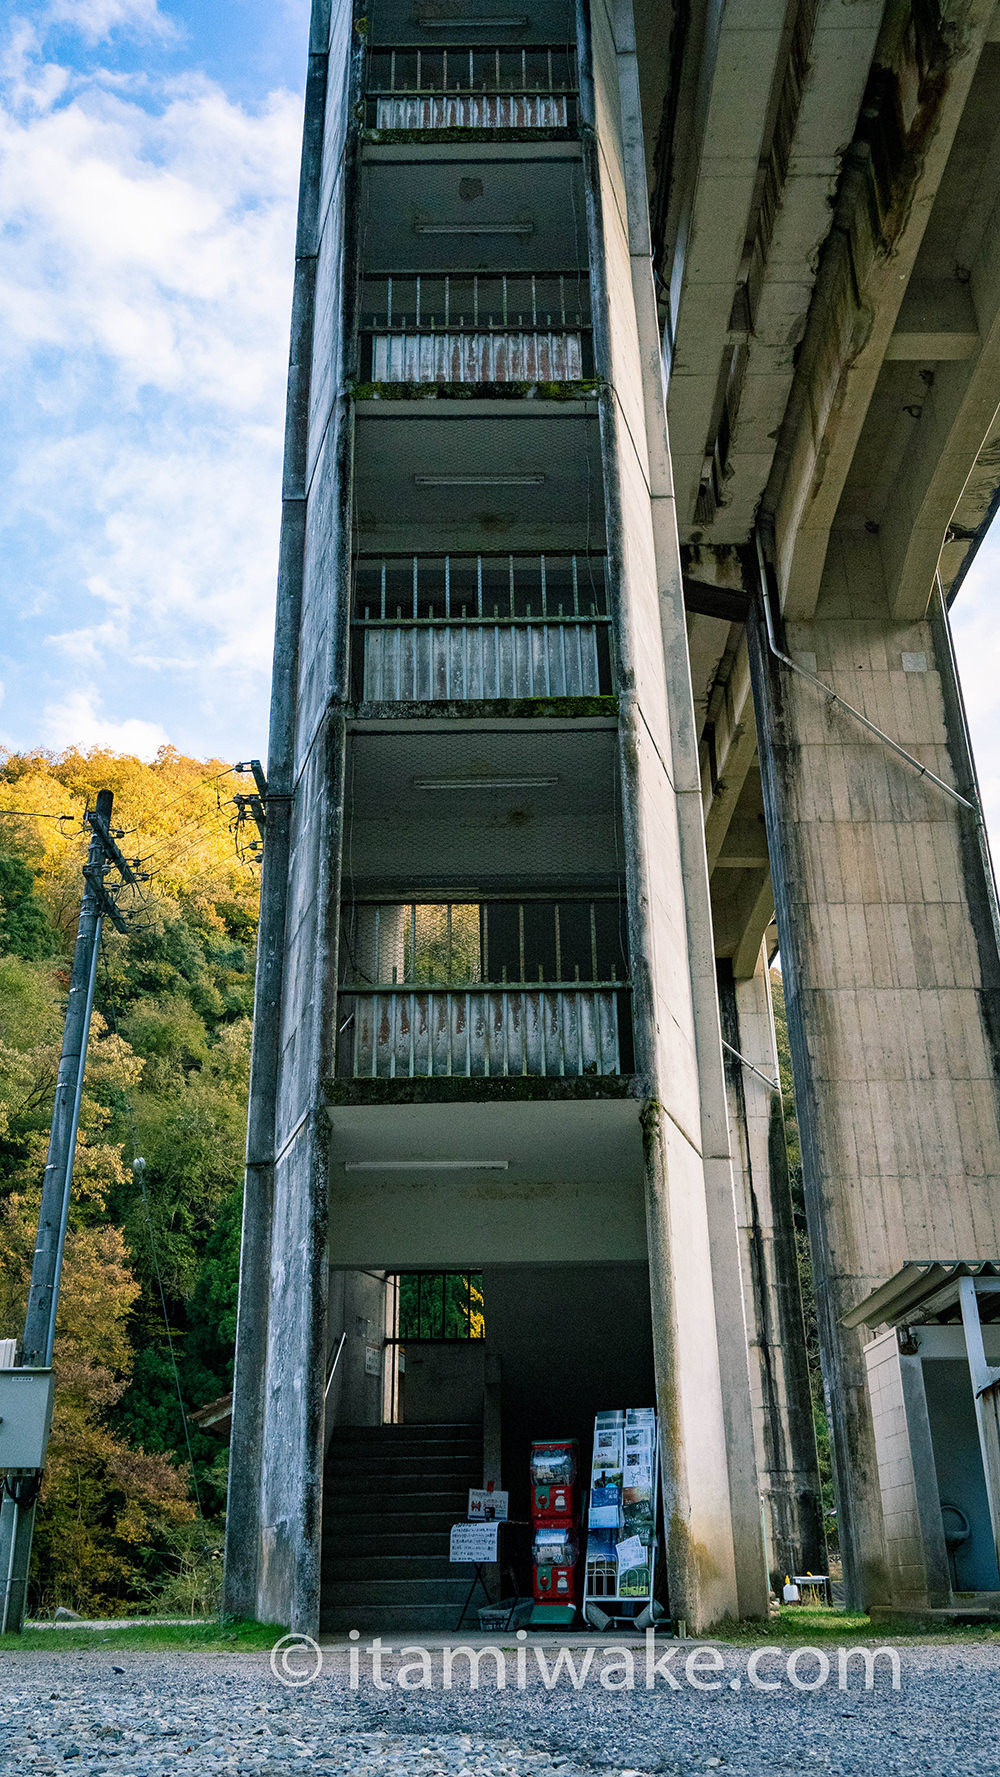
[450,1520,499,1563]
[468,1488,509,1521]
[615,1534,646,1573]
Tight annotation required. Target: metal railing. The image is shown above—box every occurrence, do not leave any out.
[352,552,612,701]
[337,898,631,1079]
[361,273,592,384]
[366,46,577,130]
[336,984,629,1079]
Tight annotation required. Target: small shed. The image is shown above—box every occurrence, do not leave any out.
[844,1262,1000,1615]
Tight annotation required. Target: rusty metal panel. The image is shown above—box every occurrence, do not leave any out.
[360,620,603,700]
[370,330,583,383]
[336,986,623,1078]
[375,94,568,130]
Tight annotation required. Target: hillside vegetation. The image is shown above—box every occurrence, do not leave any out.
[0,747,260,1616]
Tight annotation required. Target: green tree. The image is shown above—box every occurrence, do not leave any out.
[0,745,261,1611]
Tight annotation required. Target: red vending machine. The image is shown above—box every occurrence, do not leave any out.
[529,1439,580,1628]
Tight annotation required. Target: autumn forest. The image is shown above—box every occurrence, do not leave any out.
[0,748,260,1618]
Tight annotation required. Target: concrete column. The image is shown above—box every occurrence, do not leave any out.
[719,948,825,1587]
[223,0,360,1635]
[748,525,1000,1607]
[581,0,767,1626]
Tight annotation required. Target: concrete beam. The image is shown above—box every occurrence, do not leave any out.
[704,0,884,546]
[766,0,997,619]
[664,0,791,528]
[732,868,776,981]
[703,634,757,870]
[883,277,980,360]
[879,202,1000,616]
[714,816,771,869]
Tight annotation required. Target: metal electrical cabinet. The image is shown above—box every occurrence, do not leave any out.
[0,1369,55,1471]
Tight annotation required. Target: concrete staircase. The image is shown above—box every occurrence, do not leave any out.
[320,1422,483,1633]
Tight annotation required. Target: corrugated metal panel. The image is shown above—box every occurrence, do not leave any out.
[370,330,583,383]
[336,987,625,1079]
[361,621,603,700]
[375,94,568,130]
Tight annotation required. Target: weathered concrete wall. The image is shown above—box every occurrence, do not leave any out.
[224,0,361,1636]
[325,1269,390,1434]
[719,950,825,1586]
[864,1329,952,1609]
[581,0,766,1626]
[749,525,1000,1608]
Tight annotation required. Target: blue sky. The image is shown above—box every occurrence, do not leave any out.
[1,0,998,856]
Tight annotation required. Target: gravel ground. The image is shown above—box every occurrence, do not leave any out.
[1,1639,999,1776]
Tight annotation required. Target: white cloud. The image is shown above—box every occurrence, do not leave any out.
[45,0,174,46]
[0,12,302,758]
[42,687,170,757]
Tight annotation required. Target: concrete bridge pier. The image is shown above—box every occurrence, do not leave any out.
[749,528,1000,1607]
[719,947,826,1591]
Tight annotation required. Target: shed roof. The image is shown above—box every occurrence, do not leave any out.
[842,1262,1000,1330]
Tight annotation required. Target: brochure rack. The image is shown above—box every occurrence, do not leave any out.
[582,1407,663,1630]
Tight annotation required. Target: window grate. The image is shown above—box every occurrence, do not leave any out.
[351,553,612,700]
[366,46,578,130]
[389,1272,485,1343]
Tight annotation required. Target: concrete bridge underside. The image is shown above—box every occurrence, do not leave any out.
[647,0,1000,1608]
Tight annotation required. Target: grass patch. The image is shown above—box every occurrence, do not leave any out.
[0,1618,279,1654]
[715,1604,1000,1644]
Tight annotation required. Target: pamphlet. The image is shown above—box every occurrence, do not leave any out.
[615,1534,647,1573]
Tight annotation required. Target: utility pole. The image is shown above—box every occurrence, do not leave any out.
[0,790,139,1633]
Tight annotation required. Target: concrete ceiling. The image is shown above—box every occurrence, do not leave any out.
[326,1098,647,1266]
[361,147,589,274]
[343,719,623,891]
[353,404,605,553]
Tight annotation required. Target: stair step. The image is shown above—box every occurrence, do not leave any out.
[328,1423,481,1443]
[323,1510,462,1537]
[322,1424,486,1622]
[321,1604,481,1633]
[321,1530,456,1558]
[323,1577,475,1606]
[325,1487,471,1511]
[322,1553,469,1582]
[325,1451,481,1476]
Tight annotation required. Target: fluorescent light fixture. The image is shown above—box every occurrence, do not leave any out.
[415,223,533,235]
[344,1159,509,1171]
[414,473,545,486]
[413,775,558,790]
[418,16,530,25]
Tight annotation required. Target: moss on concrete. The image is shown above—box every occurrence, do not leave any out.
[351,380,598,402]
[349,695,618,720]
[363,128,575,145]
[325,1075,636,1107]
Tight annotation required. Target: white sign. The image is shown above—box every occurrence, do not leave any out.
[450,1521,499,1563]
[615,1534,647,1574]
[468,1488,508,1521]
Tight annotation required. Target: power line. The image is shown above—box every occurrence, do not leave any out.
[118,767,240,846]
